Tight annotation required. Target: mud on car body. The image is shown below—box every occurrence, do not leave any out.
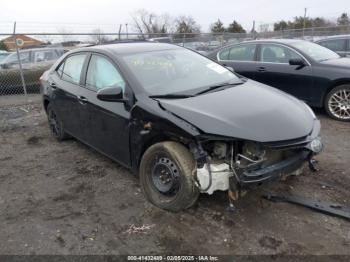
[40,42,323,212]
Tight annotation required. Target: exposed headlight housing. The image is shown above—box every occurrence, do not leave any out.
[309,137,323,153]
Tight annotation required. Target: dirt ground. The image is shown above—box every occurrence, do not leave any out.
[0,100,349,255]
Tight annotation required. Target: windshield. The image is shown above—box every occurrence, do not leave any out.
[290,41,340,62]
[122,48,241,95]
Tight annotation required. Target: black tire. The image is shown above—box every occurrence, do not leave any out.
[139,141,199,212]
[324,85,350,122]
[47,104,70,141]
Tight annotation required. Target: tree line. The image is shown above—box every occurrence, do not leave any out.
[274,12,350,31]
[131,9,246,36]
[131,9,350,35]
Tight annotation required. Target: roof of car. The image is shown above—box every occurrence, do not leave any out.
[81,42,181,55]
[315,34,350,42]
[243,38,306,44]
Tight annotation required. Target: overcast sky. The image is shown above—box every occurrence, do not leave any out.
[0,0,349,33]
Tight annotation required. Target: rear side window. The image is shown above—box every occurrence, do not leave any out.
[218,48,230,60]
[319,39,346,52]
[61,54,86,84]
[33,50,58,62]
[227,44,256,61]
[86,55,125,91]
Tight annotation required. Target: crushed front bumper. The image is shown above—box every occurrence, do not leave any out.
[240,151,311,187]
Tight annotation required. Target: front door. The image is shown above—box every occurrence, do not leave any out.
[78,54,131,166]
[254,43,313,102]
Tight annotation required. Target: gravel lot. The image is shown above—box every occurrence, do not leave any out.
[0,100,349,255]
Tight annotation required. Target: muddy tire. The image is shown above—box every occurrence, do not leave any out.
[324,85,350,122]
[47,104,70,141]
[139,141,199,212]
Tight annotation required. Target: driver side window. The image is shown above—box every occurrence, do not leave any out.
[260,44,301,63]
[86,55,126,92]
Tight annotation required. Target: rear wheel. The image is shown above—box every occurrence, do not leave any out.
[325,85,350,121]
[47,104,70,141]
[139,141,199,212]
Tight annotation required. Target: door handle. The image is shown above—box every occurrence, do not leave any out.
[77,96,88,104]
[257,67,267,72]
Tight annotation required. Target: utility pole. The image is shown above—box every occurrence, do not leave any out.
[125,23,128,39]
[303,7,307,38]
[13,21,27,99]
[118,24,122,40]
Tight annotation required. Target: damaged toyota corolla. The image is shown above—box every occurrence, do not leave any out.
[41,42,323,212]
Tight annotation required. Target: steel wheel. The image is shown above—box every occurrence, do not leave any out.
[151,156,181,197]
[328,88,350,120]
[139,142,199,212]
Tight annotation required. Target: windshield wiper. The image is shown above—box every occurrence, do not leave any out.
[149,94,194,99]
[195,81,243,96]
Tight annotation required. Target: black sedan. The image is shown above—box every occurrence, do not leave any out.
[207,39,350,121]
[41,43,322,212]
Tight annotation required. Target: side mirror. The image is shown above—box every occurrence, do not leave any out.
[97,86,125,102]
[289,58,306,66]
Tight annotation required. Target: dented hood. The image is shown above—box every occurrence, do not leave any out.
[157,80,315,142]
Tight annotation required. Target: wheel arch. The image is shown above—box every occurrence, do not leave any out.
[134,133,192,174]
[43,96,50,113]
[324,79,350,105]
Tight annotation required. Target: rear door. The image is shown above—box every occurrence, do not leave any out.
[77,53,131,166]
[216,43,258,79]
[49,53,87,138]
[254,43,313,101]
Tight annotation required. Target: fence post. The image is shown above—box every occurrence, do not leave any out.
[13,22,27,99]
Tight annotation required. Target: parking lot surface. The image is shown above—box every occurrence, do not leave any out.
[0,101,349,255]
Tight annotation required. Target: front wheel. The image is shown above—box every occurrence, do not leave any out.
[325,85,350,121]
[139,141,199,212]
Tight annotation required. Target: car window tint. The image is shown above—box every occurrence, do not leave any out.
[228,44,256,61]
[260,44,301,63]
[319,39,346,52]
[86,55,125,91]
[61,54,86,84]
[218,48,230,60]
[4,52,30,64]
[34,50,57,62]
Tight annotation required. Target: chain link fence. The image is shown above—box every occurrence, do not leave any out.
[1,24,350,106]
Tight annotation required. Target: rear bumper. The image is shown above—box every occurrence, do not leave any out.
[240,151,310,187]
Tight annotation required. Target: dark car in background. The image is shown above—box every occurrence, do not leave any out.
[316,35,350,57]
[0,47,64,94]
[41,42,322,212]
[207,39,350,121]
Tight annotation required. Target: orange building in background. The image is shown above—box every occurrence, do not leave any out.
[1,34,44,51]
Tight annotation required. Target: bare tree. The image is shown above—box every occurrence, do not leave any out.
[131,9,173,37]
[56,27,74,43]
[91,28,109,44]
[174,15,201,38]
